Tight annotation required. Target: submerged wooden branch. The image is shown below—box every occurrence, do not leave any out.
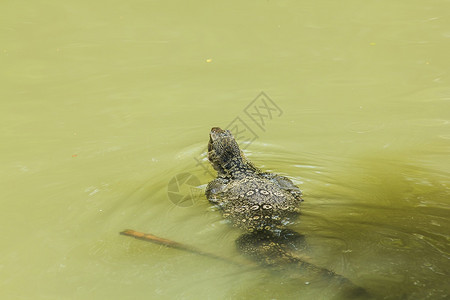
[120,229,250,267]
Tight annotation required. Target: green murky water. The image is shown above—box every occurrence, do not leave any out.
[1,1,449,299]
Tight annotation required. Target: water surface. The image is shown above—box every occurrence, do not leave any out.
[1,0,449,299]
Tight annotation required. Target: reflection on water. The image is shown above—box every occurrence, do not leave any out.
[1,0,449,299]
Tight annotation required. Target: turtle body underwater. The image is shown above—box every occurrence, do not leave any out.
[206,127,370,298]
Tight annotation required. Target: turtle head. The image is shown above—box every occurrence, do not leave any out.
[208,127,243,174]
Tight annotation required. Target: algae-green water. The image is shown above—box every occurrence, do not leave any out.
[1,1,449,299]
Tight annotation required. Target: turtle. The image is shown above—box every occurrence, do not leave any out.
[206,127,303,233]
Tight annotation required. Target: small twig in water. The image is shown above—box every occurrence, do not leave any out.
[120,229,251,267]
